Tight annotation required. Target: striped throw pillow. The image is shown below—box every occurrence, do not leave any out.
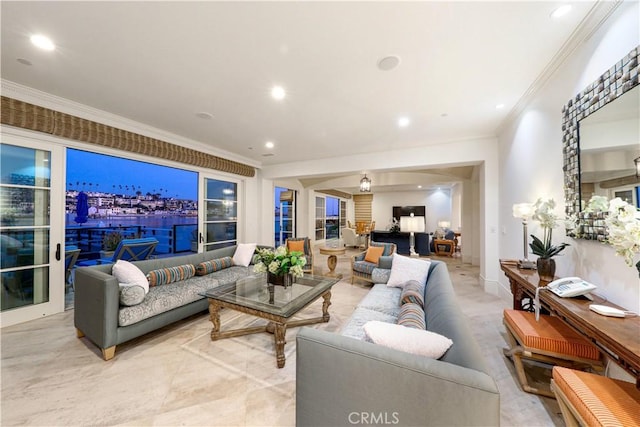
[195,256,234,276]
[400,280,425,308]
[147,264,196,287]
[397,302,426,329]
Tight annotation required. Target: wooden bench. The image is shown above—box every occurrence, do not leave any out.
[552,366,640,426]
[503,309,603,397]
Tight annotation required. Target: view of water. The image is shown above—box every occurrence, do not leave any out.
[66,214,197,257]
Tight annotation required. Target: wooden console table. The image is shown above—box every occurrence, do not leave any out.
[500,259,640,387]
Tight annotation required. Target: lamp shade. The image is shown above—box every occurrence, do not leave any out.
[400,215,425,233]
[512,203,534,219]
[437,220,451,229]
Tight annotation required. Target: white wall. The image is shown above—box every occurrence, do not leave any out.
[371,189,452,233]
[497,1,640,311]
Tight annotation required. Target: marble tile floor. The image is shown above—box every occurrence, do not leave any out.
[2,248,562,426]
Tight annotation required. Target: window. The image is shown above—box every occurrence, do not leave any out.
[315,197,325,240]
[204,178,237,250]
[275,187,295,247]
[325,196,339,240]
[65,148,198,261]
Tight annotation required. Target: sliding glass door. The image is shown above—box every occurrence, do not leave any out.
[200,176,238,251]
[1,140,64,326]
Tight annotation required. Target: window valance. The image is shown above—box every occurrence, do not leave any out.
[1,96,255,178]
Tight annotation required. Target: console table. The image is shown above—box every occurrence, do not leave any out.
[500,259,640,387]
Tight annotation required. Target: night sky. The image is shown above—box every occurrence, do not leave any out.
[66,149,198,200]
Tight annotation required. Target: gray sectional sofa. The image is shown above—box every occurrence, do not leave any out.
[296,260,500,426]
[74,245,264,360]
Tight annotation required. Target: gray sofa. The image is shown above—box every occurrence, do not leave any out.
[296,260,500,426]
[74,245,262,360]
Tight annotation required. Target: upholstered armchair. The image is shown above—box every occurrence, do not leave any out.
[342,227,364,249]
[286,237,313,274]
[351,241,396,284]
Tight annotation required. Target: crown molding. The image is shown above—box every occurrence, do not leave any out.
[496,0,623,135]
[1,79,261,169]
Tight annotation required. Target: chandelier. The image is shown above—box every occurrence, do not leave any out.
[359,174,371,192]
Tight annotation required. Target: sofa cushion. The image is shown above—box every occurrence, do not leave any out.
[363,320,452,359]
[207,266,252,286]
[196,256,233,276]
[340,307,397,341]
[112,260,149,293]
[353,260,377,275]
[387,253,431,288]
[400,280,425,308]
[357,284,402,317]
[119,284,146,306]
[397,302,426,329]
[146,264,196,287]
[118,275,219,326]
[371,268,391,284]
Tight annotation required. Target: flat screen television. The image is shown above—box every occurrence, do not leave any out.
[393,205,425,222]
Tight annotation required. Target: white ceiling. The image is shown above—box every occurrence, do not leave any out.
[1,1,597,167]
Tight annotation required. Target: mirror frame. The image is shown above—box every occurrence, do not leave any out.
[562,45,639,238]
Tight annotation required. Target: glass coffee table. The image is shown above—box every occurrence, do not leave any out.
[201,274,339,368]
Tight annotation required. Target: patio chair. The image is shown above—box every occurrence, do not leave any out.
[286,237,313,274]
[64,246,81,289]
[79,237,158,266]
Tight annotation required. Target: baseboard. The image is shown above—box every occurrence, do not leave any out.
[497,280,513,304]
[482,276,499,296]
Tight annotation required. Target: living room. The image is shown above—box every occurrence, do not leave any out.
[1,1,639,426]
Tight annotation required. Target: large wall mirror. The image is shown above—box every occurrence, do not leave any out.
[562,45,639,239]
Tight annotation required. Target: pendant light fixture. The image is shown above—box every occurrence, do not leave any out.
[359,174,371,192]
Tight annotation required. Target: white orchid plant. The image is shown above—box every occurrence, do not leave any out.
[586,196,640,268]
[529,198,570,259]
[253,245,306,278]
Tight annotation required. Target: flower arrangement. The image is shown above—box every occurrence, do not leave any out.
[253,245,307,279]
[586,196,640,268]
[388,218,400,233]
[529,198,570,259]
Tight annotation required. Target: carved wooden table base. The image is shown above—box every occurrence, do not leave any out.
[207,290,332,368]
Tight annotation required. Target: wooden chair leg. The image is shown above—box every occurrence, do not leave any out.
[102,346,116,361]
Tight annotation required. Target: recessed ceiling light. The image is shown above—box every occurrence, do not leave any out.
[195,112,213,119]
[17,58,32,66]
[398,116,410,128]
[265,141,275,149]
[418,185,422,189]
[551,5,572,18]
[271,86,286,100]
[377,55,401,71]
[30,34,55,51]
[495,104,505,109]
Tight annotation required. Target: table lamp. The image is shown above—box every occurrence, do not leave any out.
[512,203,536,269]
[400,213,425,257]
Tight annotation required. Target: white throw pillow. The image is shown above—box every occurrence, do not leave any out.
[233,243,257,267]
[386,253,431,288]
[112,260,149,293]
[363,321,453,359]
